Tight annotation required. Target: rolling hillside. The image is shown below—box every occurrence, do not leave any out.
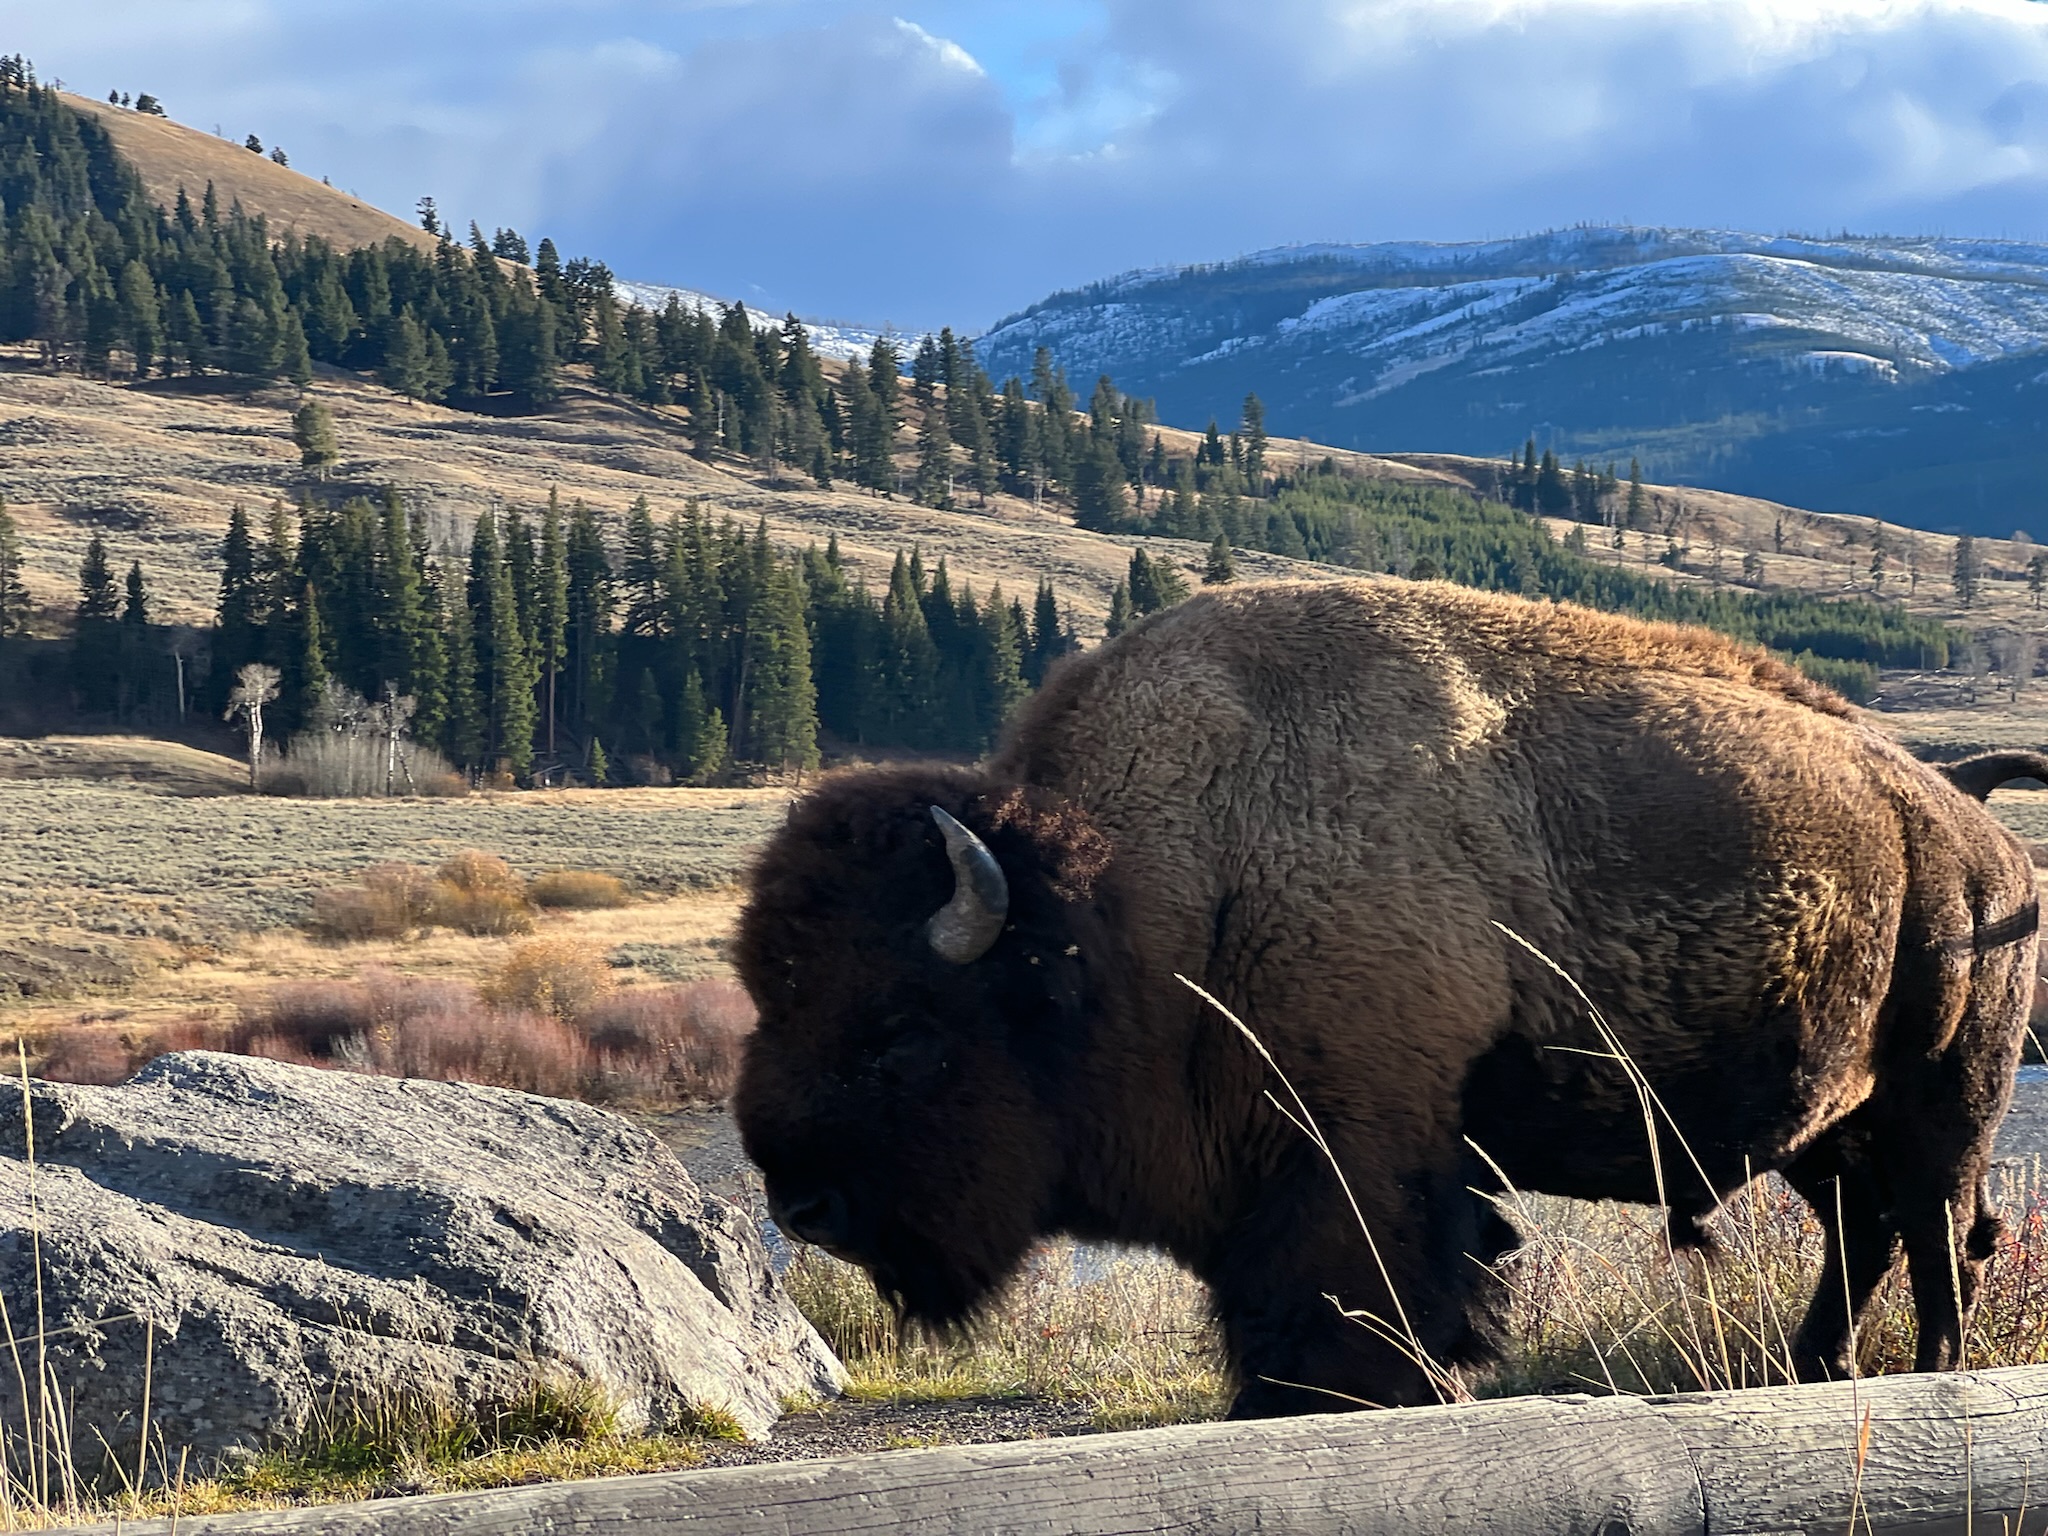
[6,86,2045,670]
[977,228,2048,537]
[61,93,432,256]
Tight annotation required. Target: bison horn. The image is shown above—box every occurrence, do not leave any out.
[927,806,1009,964]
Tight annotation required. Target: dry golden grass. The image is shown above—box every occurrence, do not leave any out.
[785,1241,1229,1431]
[61,93,432,258]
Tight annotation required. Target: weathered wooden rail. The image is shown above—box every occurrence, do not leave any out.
[86,1365,2048,1534]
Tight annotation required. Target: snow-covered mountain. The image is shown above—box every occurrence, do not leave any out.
[612,279,885,363]
[977,228,2048,534]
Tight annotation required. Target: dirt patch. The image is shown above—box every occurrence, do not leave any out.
[0,934,154,1001]
[696,1395,1096,1467]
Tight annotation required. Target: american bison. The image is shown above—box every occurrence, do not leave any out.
[734,579,2040,1416]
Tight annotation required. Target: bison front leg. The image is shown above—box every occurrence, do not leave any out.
[1208,1151,1514,1416]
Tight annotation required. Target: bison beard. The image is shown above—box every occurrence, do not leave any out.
[734,580,2039,1417]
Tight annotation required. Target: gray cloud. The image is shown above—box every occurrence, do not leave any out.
[18,1,2048,330]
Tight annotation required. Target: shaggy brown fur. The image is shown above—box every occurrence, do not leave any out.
[734,579,2037,1416]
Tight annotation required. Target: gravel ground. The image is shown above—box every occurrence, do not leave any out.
[693,1397,1099,1467]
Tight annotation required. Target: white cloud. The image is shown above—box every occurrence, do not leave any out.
[893,18,986,76]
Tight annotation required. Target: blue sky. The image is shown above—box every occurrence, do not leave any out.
[21,1,2048,331]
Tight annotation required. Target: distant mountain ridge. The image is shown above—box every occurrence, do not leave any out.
[977,227,2048,537]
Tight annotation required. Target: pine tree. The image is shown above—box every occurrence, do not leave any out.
[881,552,939,746]
[117,261,161,378]
[470,510,536,775]
[375,490,443,736]
[280,310,312,385]
[1105,581,1133,639]
[1204,534,1236,585]
[1128,549,1189,615]
[1240,393,1268,492]
[912,399,953,508]
[1534,449,1570,518]
[675,667,727,783]
[382,311,429,399]
[1071,438,1128,532]
[742,562,819,776]
[283,582,329,735]
[440,581,485,770]
[1953,534,1981,609]
[122,560,149,627]
[0,496,30,637]
[565,500,613,747]
[292,400,339,476]
[1026,578,1073,686]
[1625,458,1649,531]
[72,533,121,711]
[535,490,569,757]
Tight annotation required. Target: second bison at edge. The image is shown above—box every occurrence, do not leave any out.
[735,578,2038,1416]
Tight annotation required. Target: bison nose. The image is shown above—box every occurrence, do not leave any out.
[772,1186,852,1249]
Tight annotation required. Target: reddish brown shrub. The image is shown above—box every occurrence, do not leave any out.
[36,969,751,1110]
[578,980,755,1104]
[230,979,380,1058]
[37,1030,135,1085]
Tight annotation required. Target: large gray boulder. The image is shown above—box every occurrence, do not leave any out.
[0,1052,842,1471]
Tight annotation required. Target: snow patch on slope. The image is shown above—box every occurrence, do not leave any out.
[611,279,887,363]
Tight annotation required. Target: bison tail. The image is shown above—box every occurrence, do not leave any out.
[1937,751,2048,801]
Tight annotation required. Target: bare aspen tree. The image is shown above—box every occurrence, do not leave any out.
[378,684,418,796]
[225,662,280,790]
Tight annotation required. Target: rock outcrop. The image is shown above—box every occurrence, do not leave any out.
[0,1051,841,1470]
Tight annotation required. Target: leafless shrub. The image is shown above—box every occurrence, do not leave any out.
[262,731,459,799]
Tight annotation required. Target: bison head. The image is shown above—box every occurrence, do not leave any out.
[733,769,1108,1325]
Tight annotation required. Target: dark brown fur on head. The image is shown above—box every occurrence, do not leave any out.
[732,767,1110,1325]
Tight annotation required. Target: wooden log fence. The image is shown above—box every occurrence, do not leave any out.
[86,1364,2048,1535]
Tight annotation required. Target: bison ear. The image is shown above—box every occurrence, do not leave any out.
[927,806,1010,964]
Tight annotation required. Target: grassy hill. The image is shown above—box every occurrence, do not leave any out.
[59,93,432,257]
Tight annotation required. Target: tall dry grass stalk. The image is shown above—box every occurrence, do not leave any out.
[1177,937,2048,1410]
[1483,1162,2048,1399]
[784,1241,1228,1430]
